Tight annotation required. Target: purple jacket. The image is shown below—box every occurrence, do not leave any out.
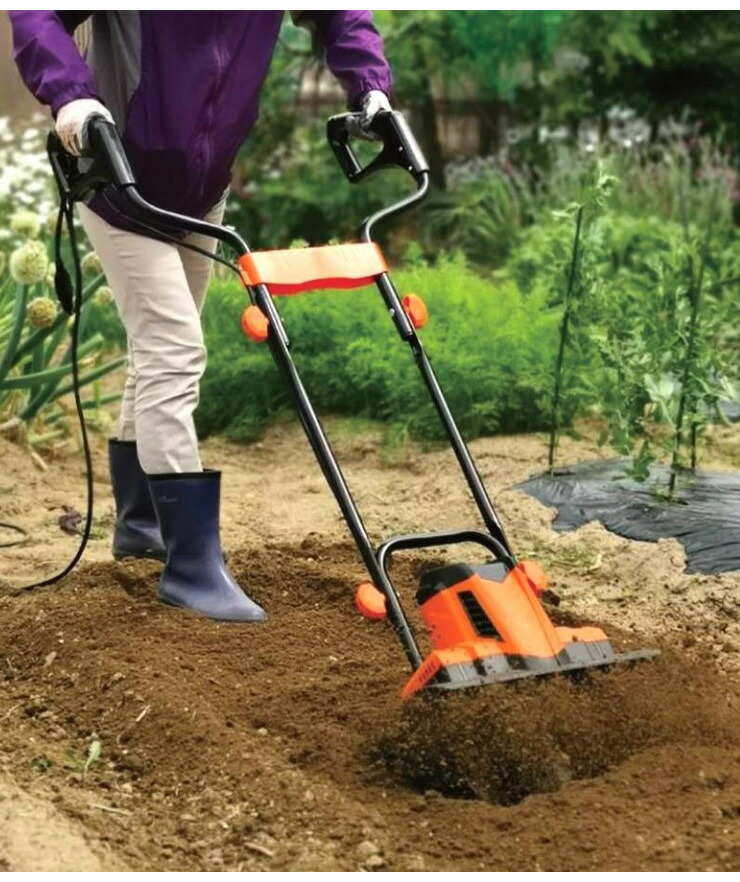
[9,11,392,231]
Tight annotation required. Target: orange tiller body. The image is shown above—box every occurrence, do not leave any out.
[401,562,609,698]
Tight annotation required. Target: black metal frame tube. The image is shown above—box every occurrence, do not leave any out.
[109,172,516,673]
[361,176,514,560]
[124,187,251,255]
[376,528,512,577]
[258,291,423,669]
[375,271,514,559]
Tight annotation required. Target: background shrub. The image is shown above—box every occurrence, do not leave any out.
[197,255,564,444]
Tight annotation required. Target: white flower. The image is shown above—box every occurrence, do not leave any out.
[10,210,41,239]
[9,240,49,285]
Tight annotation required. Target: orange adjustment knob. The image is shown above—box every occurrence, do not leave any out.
[241,304,269,343]
[402,293,428,329]
[355,581,387,621]
[517,559,548,596]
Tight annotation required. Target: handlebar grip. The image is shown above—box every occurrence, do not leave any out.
[327,111,429,185]
[326,113,363,180]
[85,115,136,187]
[374,112,429,178]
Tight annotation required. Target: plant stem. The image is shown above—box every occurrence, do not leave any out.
[548,205,583,474]
[9,273,103,369]
[669,179,717,496]
[20,355,125,421]
[0,286,28,384]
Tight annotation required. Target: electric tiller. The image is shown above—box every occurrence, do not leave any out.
[47,113,658,696]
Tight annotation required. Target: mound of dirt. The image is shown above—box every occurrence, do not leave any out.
[375,653,739,805]
[1,542,740,871]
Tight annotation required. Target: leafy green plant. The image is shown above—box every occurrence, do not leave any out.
[0,240,124,454]
[64,737,102,777]
[423,161,534,267]
[584,157,739,492]
[197,254,561,445]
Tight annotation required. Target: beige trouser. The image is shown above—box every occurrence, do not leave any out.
[79,199,226,474]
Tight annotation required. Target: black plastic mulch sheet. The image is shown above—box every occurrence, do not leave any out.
[518,459,740,575]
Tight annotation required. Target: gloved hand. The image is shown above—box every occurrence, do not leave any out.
[55,98,113,156]
[350,90,392,141]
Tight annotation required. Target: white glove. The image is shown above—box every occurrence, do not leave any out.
[352,90,392,141]
[55,98,114,156]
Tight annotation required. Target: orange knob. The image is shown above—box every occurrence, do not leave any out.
[241,304,269,343]
[355,581,387,620]
[402,293,428,329]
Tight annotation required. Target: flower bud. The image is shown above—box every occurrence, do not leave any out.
[26,296,58,329]
[9,240,49,285]
[10,211,41,240]
[94,285,114,306]
[81,251,104,278]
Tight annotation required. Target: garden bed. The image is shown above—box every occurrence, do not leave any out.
[0,424,739,870]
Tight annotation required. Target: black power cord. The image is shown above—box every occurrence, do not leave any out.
[9,191,95,596]
[8,112,242,594]
[0,523,28,549]
[7,187,238,594]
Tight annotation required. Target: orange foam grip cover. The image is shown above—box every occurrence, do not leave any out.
[238,243,388,295]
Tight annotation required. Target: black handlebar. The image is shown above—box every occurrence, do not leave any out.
[47,111,430,254]
[327,111,429,185]
[47,115,250,255]
[86,117,136,187]
[47,114,135,201]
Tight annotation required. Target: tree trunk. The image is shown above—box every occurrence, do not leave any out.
[478,99,504,156]
[418,89,446,191]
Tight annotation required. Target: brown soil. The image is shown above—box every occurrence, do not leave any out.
[1,423,739,871]
[0,771,129,871]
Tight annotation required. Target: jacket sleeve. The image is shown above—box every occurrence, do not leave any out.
[296,11,393,108]
[8,11,100,117]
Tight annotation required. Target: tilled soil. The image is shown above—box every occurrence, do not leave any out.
[1,424,739,870]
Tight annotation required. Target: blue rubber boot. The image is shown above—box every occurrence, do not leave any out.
[147,470,266,623]
[109,439,166,562]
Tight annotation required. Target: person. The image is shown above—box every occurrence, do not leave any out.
[9,11,393,623]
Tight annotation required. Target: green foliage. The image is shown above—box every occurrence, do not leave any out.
[467,139,740,487]
[541,161,617,470]
[577,181,739,491]
[378,11,564,101]
[423,162,534,267]
[556,11,740,143]
[0,256,124,445]
[197,255,562,444]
